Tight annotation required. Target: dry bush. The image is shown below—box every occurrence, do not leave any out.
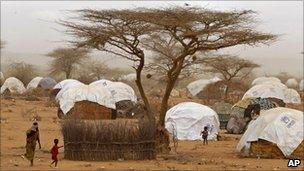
[6,62,38,85]
[61,118,156,161]
[21,107,41,121]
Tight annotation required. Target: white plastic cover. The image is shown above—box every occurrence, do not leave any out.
[299,80,304,91]
[53,79,83,90]
[165,102,220,140]
[242,84,286,100]
[187,77,221,96]
[251,77,281,86]
[90,80,137,102]
[236,107,303,157]
[57,84,116,114]
[283,88,301,104]
[285,78,298,88]
[119,73,136,81]
[26,77,43,90]
[0,77,26,94]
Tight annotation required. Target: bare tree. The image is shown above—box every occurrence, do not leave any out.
[61,9,155,119]
[47,47,89,79]
[201,55,260,95]
[61,7,276,126]
[140,7,276,125]
[79,58,109,80]
[7,62,38,85]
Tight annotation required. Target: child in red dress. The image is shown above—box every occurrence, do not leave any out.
[50,139,63,168]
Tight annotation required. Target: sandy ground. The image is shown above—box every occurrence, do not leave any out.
[0,98,303,171]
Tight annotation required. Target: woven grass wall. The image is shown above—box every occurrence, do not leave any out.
[61,119,156,161]
[250,139,304,159]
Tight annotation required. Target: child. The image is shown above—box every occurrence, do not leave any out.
[201,126,209,145]
[50,139,63,168]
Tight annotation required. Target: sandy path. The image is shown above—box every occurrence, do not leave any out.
[0,98,303,170]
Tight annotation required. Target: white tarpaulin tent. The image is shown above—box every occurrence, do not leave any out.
[38,77,57,89]
[187,76,222,96]
[251,77,281,87]
[90,80,137,102]
[57,84,116,114]
[55,79,85,101]
[26,77,43,90]
[165,102,220,140]
[299,80,304,91]
[285,78,298,88]
[283,88,301,104]
[236,107,303,157]
[1,77,26,94]
[119,73,136,81]
[242,84,286,100]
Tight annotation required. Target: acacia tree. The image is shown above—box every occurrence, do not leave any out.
[80,58,109,79]
[201,55,260,96]
[62,7,276,126]
[140,7,276,125]
[47,47,89,79]
[61,9,155,119]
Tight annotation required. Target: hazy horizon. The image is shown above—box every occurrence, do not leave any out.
[1,1,303,77]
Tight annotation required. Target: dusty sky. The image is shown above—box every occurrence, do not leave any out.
[1,1,303,77]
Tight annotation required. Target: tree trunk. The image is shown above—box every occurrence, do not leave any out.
[159,77,176,126]
[135,55,153,120]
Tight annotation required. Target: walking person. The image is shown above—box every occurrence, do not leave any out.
[22,121,41,166]
[50,139,63,168]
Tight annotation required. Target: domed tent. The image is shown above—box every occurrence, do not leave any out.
[285,78,298,88]
[56,84,116,119]
[242,84,286,101]
[299,79,304,91]
[0,77,26,94]
[26,77,43,90]
[187,77,221,96]
[227,97,285,134]
[283,88,301,104]
[251,77,281,87]
[91,80,137,118]
[38,77,57,89]
[236,107,303,159]
[53,79,84,98]
[118,73,136,82]
[165,102,220,140]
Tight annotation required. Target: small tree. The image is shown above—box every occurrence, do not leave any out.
[47,47,89,79]
[7,62,38,85]
[79,58,109,80]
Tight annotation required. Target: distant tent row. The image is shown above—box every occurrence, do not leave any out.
[1,76,57,94]
[245,77,301,104]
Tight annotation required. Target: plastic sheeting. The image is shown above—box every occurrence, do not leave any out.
[53,79,83,90]
[38,77,57,89]
[236,107,303,157]
[26,77,43,90]
[299,80,304,91]
[187,77,222,96]
[119,73,136,81]
[251,77,281,86]
[242,84,286,100]
[57,84,116,114]
[0,77,26,94]
[285,78,298,88]
[165,102,220,140]
[90,80,137,102]
[283,88,301,104]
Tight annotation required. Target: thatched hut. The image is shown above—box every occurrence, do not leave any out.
[237,107,303,159]
[61,119,156,161]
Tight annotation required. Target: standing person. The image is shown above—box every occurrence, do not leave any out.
[50,139,63,168]
[23,121,41,166]
[201,126,209,145]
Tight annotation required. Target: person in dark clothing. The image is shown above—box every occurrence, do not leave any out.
[201,126,209,145]
[50,139,63,168]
